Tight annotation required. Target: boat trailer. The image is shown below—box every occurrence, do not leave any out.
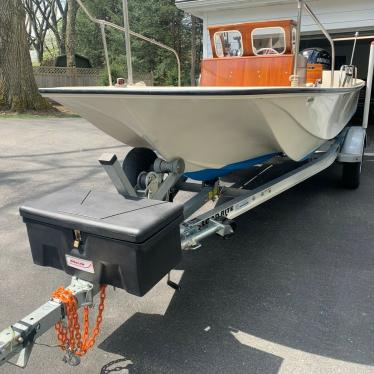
[0,122,368,369]
[1,0,373,367]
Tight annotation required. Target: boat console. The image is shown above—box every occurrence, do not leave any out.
[200,19,319,87]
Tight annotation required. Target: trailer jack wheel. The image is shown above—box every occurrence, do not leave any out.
[342,161,362,189]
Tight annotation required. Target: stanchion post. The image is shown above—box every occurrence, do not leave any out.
[122,0,133,85]
[363,41,374,129]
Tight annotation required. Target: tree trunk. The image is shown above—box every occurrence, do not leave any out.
[0,0,49,112]
[66,0,78,67]
[60,25,67,55]
[49,2,66,55]
[55,0,68,55]
[190,15,197,86]
[36,43,44,64]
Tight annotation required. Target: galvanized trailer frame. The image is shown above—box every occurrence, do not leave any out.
[0,124,367,368]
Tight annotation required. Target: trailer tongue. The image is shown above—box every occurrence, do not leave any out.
[0,277,98,367]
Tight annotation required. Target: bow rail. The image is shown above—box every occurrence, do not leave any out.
[75,0,181,86]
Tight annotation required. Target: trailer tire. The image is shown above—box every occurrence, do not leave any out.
[342,161,362,189]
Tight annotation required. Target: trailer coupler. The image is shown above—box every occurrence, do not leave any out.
[0,277,99,368]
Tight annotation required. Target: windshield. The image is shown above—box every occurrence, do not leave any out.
[214,31,243,57]
[252,27,286,55]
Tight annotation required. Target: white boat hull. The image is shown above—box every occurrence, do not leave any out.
[41,84,364,178]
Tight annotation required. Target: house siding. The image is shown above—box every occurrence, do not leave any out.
[176,0,374,57]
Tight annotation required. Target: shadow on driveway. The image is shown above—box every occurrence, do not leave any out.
[98,163,374,373]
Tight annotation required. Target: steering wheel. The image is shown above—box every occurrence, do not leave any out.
[256,48,280,55]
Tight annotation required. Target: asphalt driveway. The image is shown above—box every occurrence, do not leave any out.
[0,118,374,374]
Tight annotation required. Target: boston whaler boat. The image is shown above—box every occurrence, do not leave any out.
[0,0,372,368]
[41,18,364,179]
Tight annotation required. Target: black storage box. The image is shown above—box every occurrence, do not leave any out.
[19,189,183,296]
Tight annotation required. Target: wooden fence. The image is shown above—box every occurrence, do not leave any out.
[33,67,154,87]
[33,67,101,87]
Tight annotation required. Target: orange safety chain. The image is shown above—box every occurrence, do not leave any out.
[52,284,107,357]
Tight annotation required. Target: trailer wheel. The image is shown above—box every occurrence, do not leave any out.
[123,148,157,187]
[342,161,362,189]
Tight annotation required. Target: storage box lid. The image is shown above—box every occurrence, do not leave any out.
[19,188,183,243]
